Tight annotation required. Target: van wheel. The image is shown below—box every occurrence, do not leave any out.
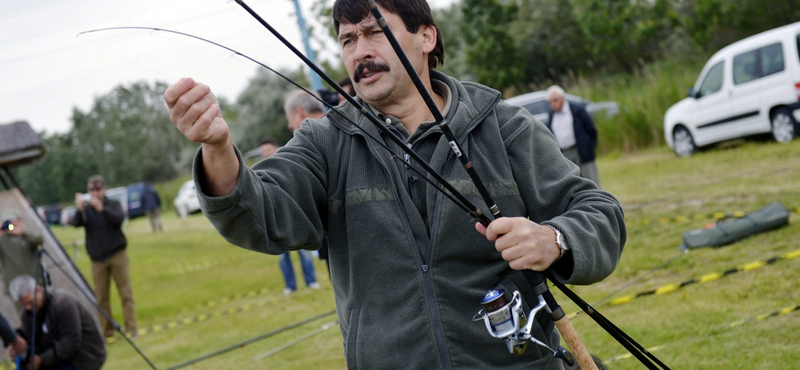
[672,126,695,157]
[771,108,795,143]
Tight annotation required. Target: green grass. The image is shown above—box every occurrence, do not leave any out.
[50,139,800,369]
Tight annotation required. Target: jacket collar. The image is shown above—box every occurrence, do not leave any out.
[328,71,502,142]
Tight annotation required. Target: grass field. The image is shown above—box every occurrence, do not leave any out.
[50,138,800,370]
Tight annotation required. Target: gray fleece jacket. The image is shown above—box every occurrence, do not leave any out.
[195,71,625,369]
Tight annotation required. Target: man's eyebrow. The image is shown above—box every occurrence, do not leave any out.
[338,29,355,42]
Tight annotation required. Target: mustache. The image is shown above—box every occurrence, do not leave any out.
[353,61,390,83]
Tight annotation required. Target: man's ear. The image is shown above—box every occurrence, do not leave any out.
[420,24,437,54]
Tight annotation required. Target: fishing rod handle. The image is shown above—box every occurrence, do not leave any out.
[554,316,598,370]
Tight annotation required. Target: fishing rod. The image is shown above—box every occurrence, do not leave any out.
[164,310,336,370]
[86,2,664,368]
[235,0,499,228]
[234,0,669,368]
[365,4,671,368]
[77,26,484,223]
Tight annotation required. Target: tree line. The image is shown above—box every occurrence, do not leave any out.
[433,0,800,93]
[13,0,800,205]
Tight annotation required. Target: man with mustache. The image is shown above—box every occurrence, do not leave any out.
[164,0,625,369]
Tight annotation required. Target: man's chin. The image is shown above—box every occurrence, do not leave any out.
[356,86,393,106]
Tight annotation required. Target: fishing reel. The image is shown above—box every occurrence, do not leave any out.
[474,289,575,366]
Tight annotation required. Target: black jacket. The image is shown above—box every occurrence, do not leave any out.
[19,290,106,370]
[546,103,598,163]
[71,198,127,262]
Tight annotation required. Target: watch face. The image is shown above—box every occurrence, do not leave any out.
[556,231,568,251]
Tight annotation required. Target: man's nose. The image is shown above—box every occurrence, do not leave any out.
[353,39,376,63]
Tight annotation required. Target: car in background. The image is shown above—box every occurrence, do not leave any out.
[105,187,129,218]
[126,182,147,219]
[39,204,62,225]
[504,91,620,125]
[60,206,77,227]
[173,180,201,219]
[664,21,800,157]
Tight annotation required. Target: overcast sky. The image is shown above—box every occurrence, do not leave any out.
[0,0,456,135]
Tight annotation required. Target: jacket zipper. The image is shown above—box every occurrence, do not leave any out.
[362,132,453,370]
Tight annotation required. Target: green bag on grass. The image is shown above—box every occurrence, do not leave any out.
[682,202,790,249]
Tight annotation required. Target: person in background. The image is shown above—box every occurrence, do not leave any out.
[546,85,601,187]
[284,89,326,132]
[142,181,163,233]
[0,207,41,294]
[337,76,356,104]
[10,275,105,370]
[259,138,279,159]
[262,116,321,294]
[71,175,137,339]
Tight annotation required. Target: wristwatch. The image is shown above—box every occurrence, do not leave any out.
[546,225,570,260]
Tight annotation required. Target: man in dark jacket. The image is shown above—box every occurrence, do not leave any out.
[71,175,137,339]
[142,182,163,233]
[10,275,105,370]
[164,0,625,368]
[546,85,601,187]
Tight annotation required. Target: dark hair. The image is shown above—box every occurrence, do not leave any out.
[260,137,278,147]
[87,174,105,187]
[332,0,444,69]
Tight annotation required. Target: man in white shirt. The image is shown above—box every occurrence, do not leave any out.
[546,85,601,187]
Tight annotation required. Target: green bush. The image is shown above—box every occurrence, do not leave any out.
[565,58,706,155]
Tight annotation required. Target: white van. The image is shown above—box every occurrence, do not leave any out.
[664,22,800,157]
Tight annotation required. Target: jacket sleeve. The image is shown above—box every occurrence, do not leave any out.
[70,209,85,227]
[39,296,83,368]
[195,130,328,255]
[102,200,125,226]
[577,106,598,148]
[0,313,16,346]
[500,104,625,285]
[22,227,43,251]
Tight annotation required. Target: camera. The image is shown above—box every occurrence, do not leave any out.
[317,88,340,107]
[1,220,14,231]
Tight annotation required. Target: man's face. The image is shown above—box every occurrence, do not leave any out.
[337,7,435,107]
[548,95,564,112]
[260,143,278,159]
[88,182,106,200]
[18,289,43,312]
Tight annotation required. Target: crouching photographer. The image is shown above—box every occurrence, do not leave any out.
[9,275,105,370]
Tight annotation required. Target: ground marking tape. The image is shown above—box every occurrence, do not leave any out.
[107,295,286,344]
[602,303,800,365]
[606,249,799,307]
[566,249,800,319]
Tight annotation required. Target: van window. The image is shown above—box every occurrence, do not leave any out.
[733,42,784,85]
[761,43,784,76]
[796,34,800,63]
[699,62,724,96]
[733,50,758,84]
